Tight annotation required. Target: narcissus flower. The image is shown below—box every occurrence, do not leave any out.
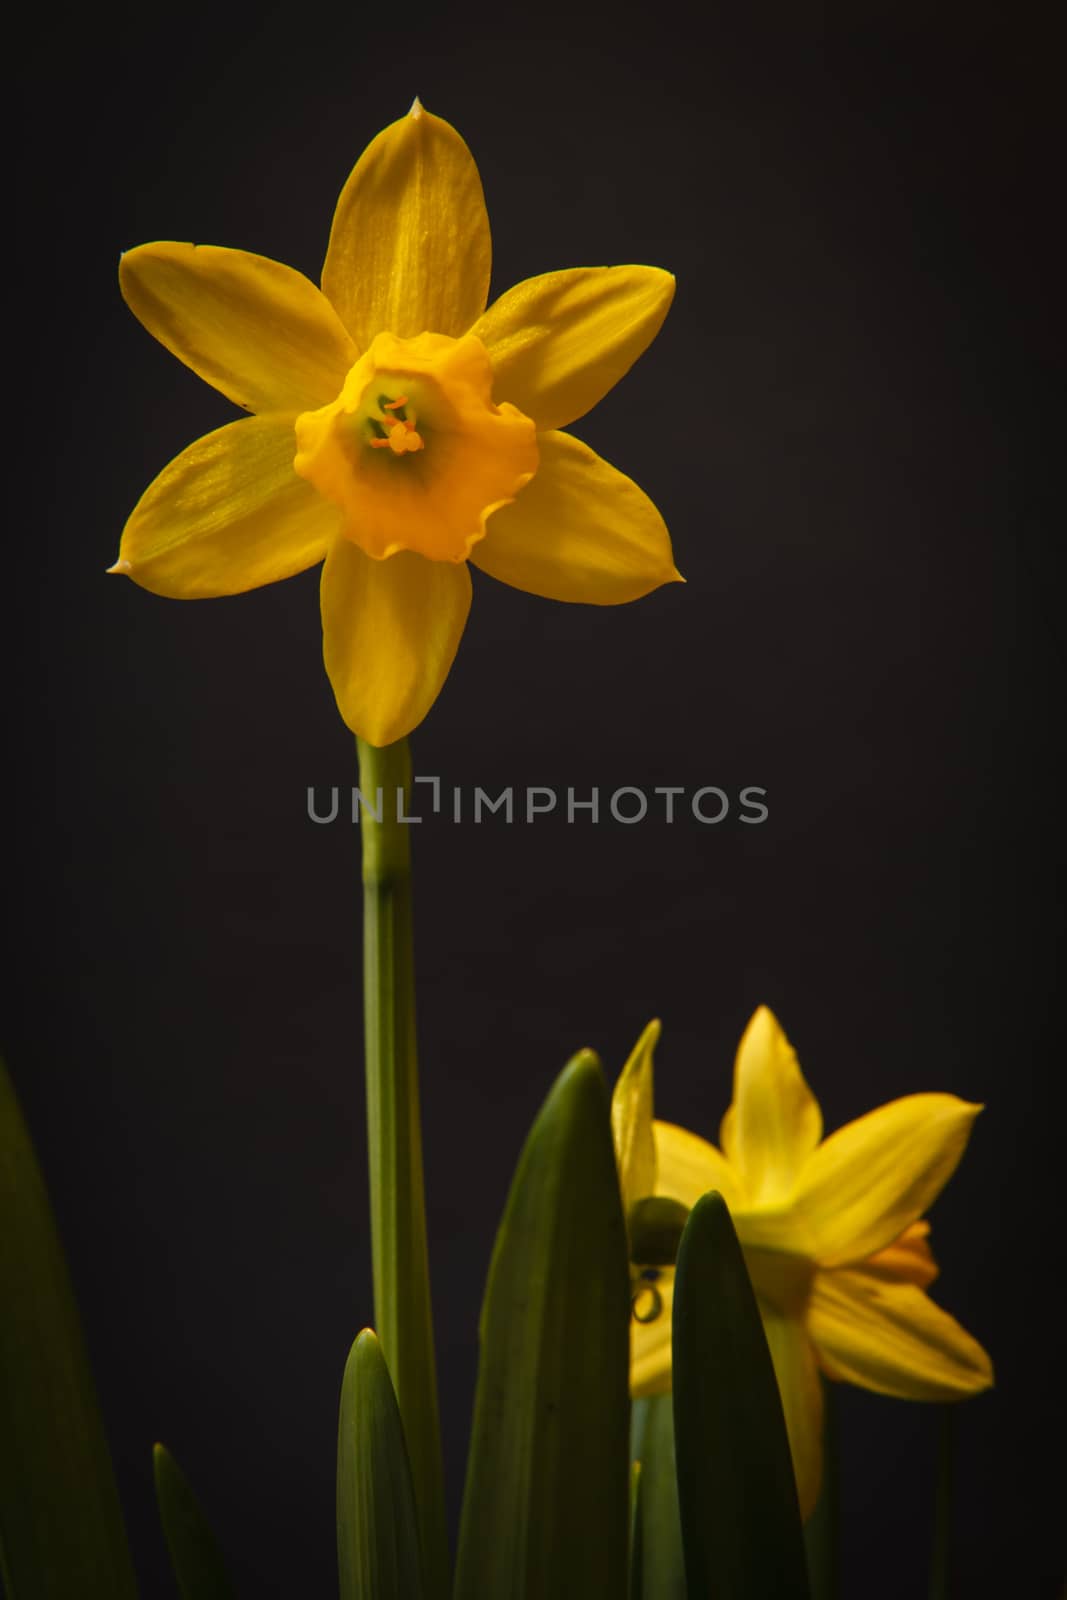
[112,101,681,745]
[613,1009,992,1518]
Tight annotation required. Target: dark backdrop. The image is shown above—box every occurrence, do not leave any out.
[7,5,1061,1596]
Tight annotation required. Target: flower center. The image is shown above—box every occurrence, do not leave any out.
[368,395,424,455]
[293,331,538,564]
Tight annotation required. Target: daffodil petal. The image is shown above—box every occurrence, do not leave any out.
[114,415,340,598]
[472,431,679,604]
[120,243,358,413]
[807,1271,993,1400]
[320,540,471,746]
[322,102,491,349]
[630,1269,673,1398]
[759,1304,823,1521]
[472,266,675,431]
[861,1221,939,1289]
[653,1122,748,1211]
[793,1095,981,1267]
[720,1008,822,1207]
[612,1020,660,1216]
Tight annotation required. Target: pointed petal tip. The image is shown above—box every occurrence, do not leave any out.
[632,1017,662,1049]
[106,557,133,576]
[941,1095,984,1125]
[409,95,424,118]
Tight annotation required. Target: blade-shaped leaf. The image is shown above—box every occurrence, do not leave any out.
[153,1444,235,1600]
[630,1394,686,1600]
[0,1055,138,1598]
[672,1191,810,1600]
[337,1329,423,1600]
[454,1051,631,1600]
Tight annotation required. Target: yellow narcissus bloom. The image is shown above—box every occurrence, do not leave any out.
[112,100,681,746]
[613,1008,993,1519]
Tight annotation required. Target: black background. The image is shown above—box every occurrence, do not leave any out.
[7,4,1062,1596]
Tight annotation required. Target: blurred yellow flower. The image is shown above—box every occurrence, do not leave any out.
[613,1007,993,1519]
[113,101,680,745]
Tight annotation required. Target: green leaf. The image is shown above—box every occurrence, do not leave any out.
[337,1329,423,1600]
[153,1444,235,1600]
[672,1191,810,1600]
[0,1055,138,1598]
[454,1051,631,1600]
[630,1395,686,1600]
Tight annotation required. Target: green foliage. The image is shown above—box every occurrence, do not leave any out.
[454,1051,631,1600]
[0,1056,138,1599]
[630,1395,686,1600]
[153,1443,236,1600]
[672,1191,810,1600]
[336,1330,424,1600]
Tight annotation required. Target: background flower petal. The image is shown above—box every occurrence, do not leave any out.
[471,265,675,431]
[322,102,491,349]
[120,243,357,413]
[612,1020,660,1216]
[793,1095,981,1266]
[114,415,340,597]
[629,1269,673,1398]
[653,1122,748,1211]
[720,1007,822,1206]
[320,541,471,746]
[860,1220,939,1288]
[760,1304,824,1520]
[807,1271,993,1399]
[471,430,680,604]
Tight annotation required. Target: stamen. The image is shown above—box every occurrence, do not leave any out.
[370,414,425,455]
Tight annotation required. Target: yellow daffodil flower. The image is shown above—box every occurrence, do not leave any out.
[112,100,681,745]
[613,1008,993,1518]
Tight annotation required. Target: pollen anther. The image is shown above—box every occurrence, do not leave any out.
[369,394,424,454]
[370,414,425,455]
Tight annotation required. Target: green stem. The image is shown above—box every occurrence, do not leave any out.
[630,1394,686,1600]
[357,736,447,1598]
